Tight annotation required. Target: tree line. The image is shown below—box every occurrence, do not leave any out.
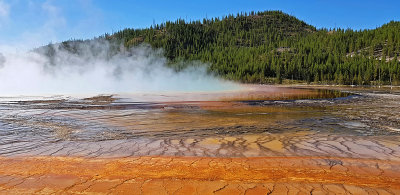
[46,11,400,85]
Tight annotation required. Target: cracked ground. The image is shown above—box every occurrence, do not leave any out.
[0,85,400,194]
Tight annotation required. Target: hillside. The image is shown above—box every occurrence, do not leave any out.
[39,11,400,85]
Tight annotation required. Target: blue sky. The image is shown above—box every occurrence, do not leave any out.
[0,0,399,49]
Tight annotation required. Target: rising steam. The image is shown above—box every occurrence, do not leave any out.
[0,40,237,96]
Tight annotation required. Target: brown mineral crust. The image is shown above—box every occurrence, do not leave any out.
[0,156,399,194]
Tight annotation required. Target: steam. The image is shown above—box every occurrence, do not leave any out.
[0,40,237,96]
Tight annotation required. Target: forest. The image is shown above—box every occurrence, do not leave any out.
[41,11,400,85]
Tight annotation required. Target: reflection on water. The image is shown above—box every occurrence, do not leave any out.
[0,85,399,159]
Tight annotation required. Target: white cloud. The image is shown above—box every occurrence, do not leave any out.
[0,0,106,51]
[0,0,10,18]
[12,0,67,50]
[42,0,67,29]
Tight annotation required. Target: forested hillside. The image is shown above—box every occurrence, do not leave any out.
[41,11,400,85]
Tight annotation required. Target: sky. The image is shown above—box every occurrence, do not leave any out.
[0,0,399,50]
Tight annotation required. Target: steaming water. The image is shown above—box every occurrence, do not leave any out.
[0,85,400,160]
[0,43,237,96]
[0,41,399,161]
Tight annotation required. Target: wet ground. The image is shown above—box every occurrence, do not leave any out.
[0,85,400,194]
